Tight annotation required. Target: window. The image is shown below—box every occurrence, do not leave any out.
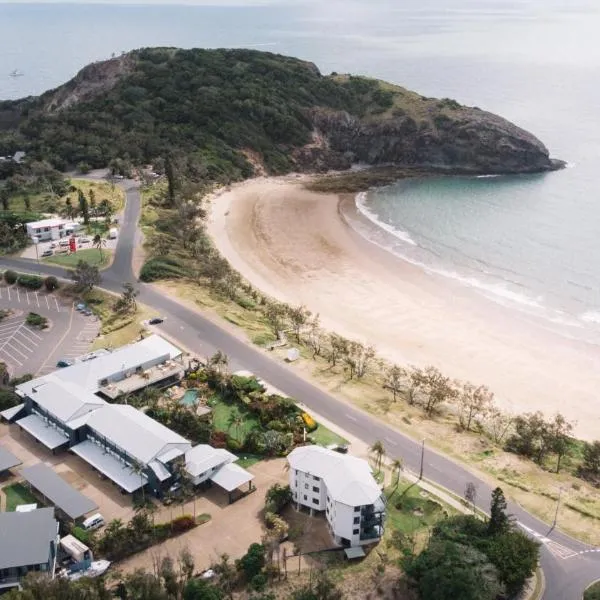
[303,495,308,501]
[312,498,319,505]
[354,506,360,512]
[305,483,309,489]
[353,517,360,525]
[295,481,297,487]
[312,486,319,493]
[353,529,359,535]
[313,475,320,481]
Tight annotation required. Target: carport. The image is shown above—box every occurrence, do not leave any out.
[20,463,97,521]
[70,440,147,493]
[16,414,69,451]
[0,446,21,476]
[0,403,25,422]
[210,462,255,504]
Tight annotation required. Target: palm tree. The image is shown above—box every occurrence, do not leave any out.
[227,410,244,443]
[209,350,229,375]
[93,233,106,262]
[391,457,404,487]
[370,440,386,473]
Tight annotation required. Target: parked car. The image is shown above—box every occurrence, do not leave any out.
[41,249,53,257]
[82,513,105,531]
[148,317,164,325]
[50,242,57,248]
[56,359,74,368]
[79,237,91,244]
[327,443,350,454]
[59,239,70,247]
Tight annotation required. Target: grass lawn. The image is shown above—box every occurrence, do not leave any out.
[310,424,349,448]
[46,248,112,269]
[235,454,263,469]
[385,480,452,535]
[4,483,39,511]
[208,395,260,444]
[584,581,600,600]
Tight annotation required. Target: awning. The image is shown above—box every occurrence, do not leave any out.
[17,414,69,450]
[0,446,21,472]
[344,546,366,560]
[71,440,147,493]
[20,463,97,520]
[149,459,171,482]
[1,403,25,422]
[210,462,254,492]
[156,447,184,464]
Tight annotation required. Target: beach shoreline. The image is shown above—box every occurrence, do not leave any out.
[206,175,600,440]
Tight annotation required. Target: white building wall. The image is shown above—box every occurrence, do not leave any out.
[290,468,326,512]
[191,462,227,486]
[327,500,363,546]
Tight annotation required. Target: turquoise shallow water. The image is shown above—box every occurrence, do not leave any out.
[1,0,599,339]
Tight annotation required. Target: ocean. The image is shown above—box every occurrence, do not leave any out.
[1,0,599,341]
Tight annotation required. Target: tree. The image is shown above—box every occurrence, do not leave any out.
[291,569,343,600]
[546,412,574,473]
[64,197,74,219]
[43,276,59,292]
[287,304,311,343]
[184,579,224,600]
[407,367,427,405]
[485,408,513,445]
[457,383,494,431]
[578,440,600,484]
[227,410,244,442]
[92,233,106,261]
[23,194,31,211]
[464,481,478,513]
[370,440,385,472]
[391,457,403,487]
[0,188,9,211]
[265,302,288,337]
[383,364,404,402]
[115,282,139,314]
[265,484,293,514]
[208,350,229,375]
[342,340,376,379]
[488,487,510,536]
[404,539,501,600]
[327,333,346,367]
[420,366,457,416]
[78,189,90,225]
[165,155,178,208]
[236,543,266,581]
[71,260,101,293]
[306,319,324,360]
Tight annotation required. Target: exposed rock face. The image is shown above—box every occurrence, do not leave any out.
[297,106,559,174]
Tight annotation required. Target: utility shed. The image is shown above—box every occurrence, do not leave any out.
[19,464,97,521]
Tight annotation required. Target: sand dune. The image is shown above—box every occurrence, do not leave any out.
[207,176,600,440]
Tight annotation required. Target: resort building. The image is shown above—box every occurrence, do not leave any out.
[287,446,385,548]
[1,335,253,499]
[0,507,59,590]
[25,218,79,242]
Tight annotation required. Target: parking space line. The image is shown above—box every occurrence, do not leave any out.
[54,297,60,312]
[20,327,42,342]
[0,322,20,333]
[0,350,23,367]
[45,295,50,310]
[26,291,31,305]
[35,292,40,307]
[5,342,28,360]
[6,287,10,300]
[10,336,34,353]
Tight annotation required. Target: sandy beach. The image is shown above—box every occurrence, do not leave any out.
[207,177,600,440]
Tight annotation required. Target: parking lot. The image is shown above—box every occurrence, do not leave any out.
[0,284,99,377]
[20,233,118,261]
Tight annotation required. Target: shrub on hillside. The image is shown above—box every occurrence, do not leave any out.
[44,275,59,292]
[4,270,17,284]
[17,274,43,290]
[26,312,48,329]
[139,256,188,282]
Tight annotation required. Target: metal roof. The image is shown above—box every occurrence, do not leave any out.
[20,463,97,520]
[17,335,182,396]
[0,446,21,472]
[0,508,58,570]
[210,462,254,492]
[287,446,382,507]
[344,546,366,560]
[17,414,69,450]
[185,444,237,478]
[71,441,147,493]
[85,404,191,465]
[0,403,25,422]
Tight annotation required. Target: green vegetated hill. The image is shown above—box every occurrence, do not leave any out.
[0,47,559,181]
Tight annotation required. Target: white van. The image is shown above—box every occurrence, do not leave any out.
[82,513,105,531]
[108,228,118,240]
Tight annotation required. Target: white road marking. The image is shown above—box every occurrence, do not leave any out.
[518,522,578,559]
[384,436,397,446]
[21,327,42,341]
[0,349,23,367]
[6,287,10,300]
[15,288,19,302]
[26,292,30,305]
[10,336,34,353]
[5,342,28,360]
[345,414,358,422]
[45,295,50,310]
[54,297,60,312]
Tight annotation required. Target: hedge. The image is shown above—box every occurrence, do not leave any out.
[17,274,43,290]
[3,270,17,284]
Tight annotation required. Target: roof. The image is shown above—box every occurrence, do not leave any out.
[0,508,57,570]
[0,446,21,472]
[25,217,66,229]
[287,446,382,507]
[17,414,69,450]
[71,441,147,493]
[26,378,106,424]
[344,546,366,559]
[185,444,237,478]
[0,403,25,422]
[17,335,181,396]
[20,463,97,520]
[210,462,254,492]
[85,404,191,465]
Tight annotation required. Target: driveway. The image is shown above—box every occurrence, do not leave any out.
[0,284,99,377]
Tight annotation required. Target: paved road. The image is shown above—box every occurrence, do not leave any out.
[2,180,599,599]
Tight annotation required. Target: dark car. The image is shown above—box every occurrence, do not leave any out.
[149,317,164,325]
[56,359,74,368]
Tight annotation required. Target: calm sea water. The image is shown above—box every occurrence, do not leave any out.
[1,0,599,338]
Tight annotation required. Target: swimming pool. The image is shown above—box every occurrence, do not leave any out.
[181,389,199,406]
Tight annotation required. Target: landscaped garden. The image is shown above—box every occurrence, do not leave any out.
[46,248,112,269]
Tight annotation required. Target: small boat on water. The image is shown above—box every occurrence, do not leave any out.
[9,69,24,77]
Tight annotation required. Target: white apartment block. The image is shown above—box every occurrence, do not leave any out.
[287,445,385,547]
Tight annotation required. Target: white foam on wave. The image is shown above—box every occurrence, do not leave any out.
[355,192,417,246]
[475,174,501,179]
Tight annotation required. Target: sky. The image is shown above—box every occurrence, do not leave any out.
[0,0,293,4]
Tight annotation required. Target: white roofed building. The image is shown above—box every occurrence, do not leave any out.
[25,218,78,241]
[287,446,385,548]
